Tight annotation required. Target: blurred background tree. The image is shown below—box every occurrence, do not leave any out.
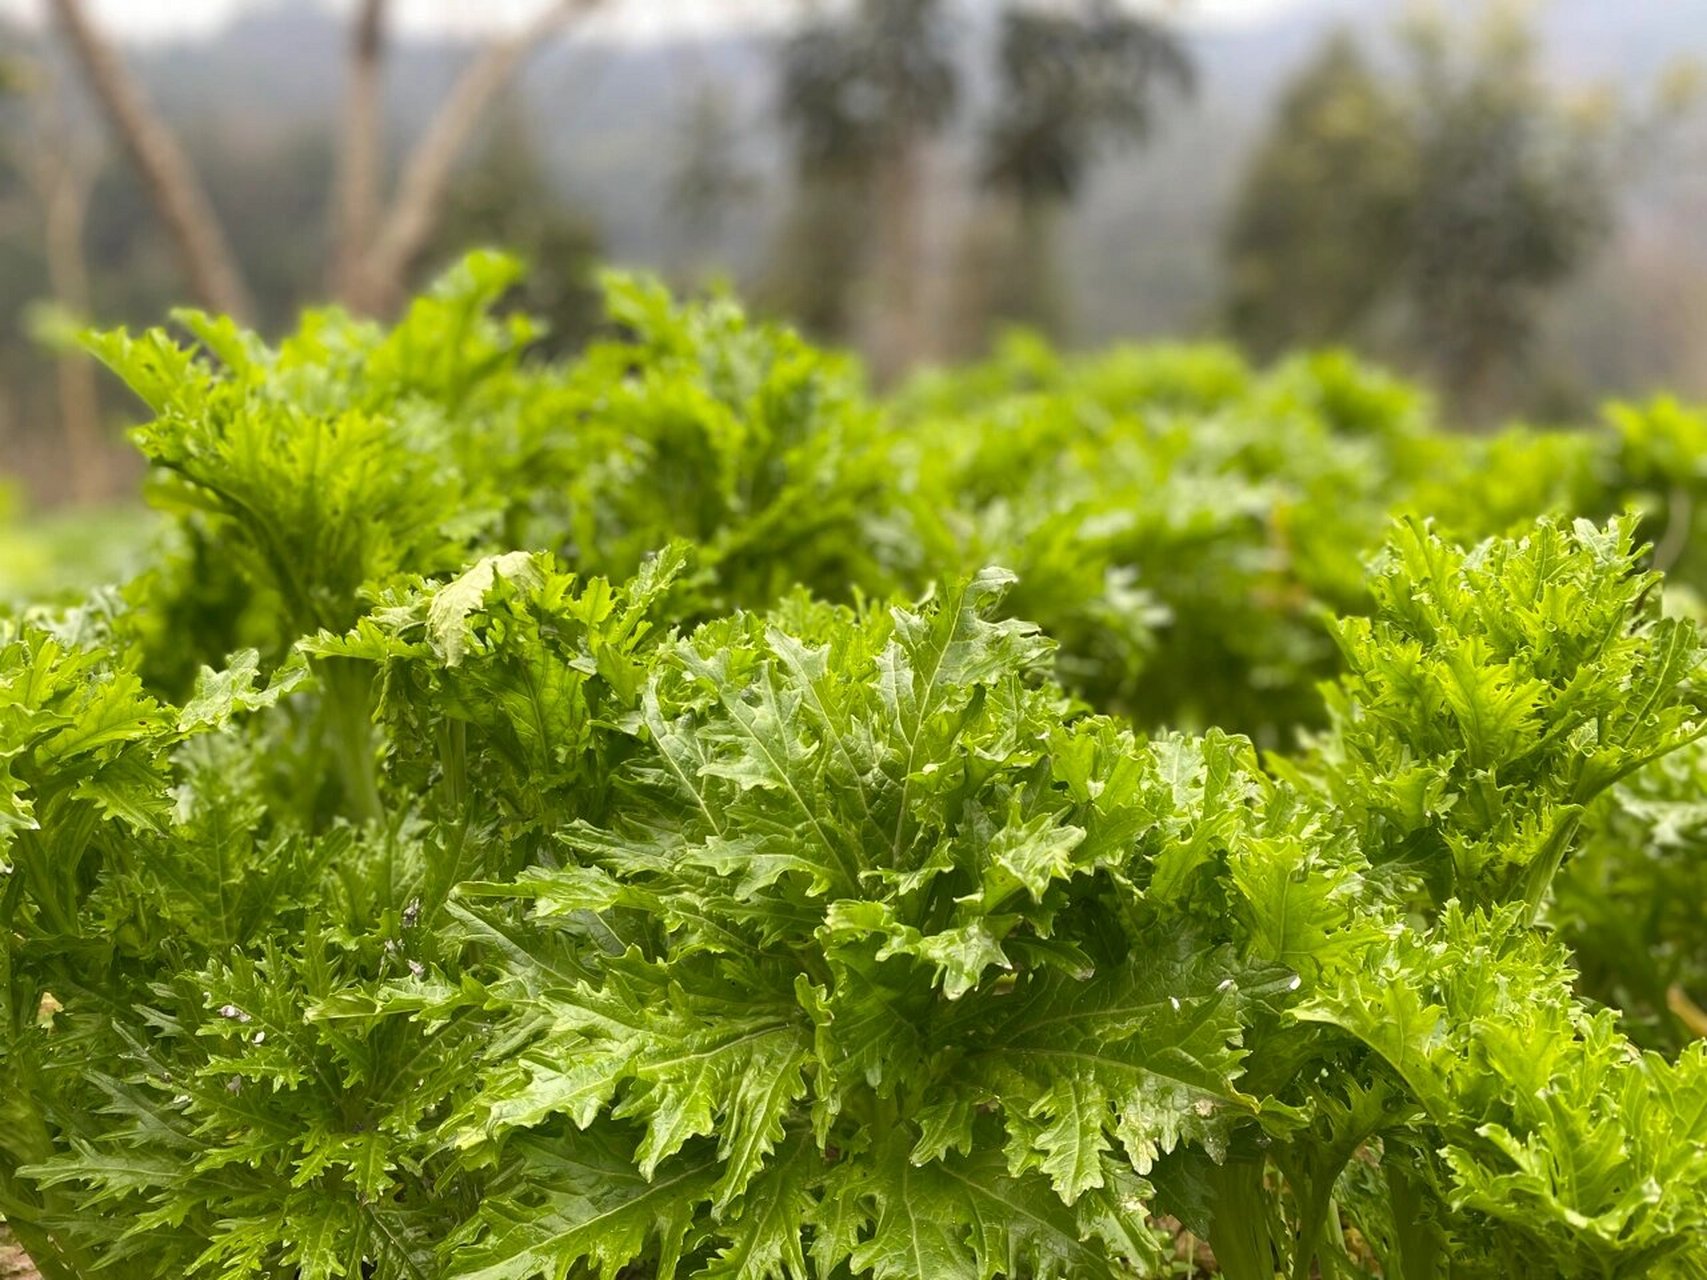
[0,48,106,501]
[773,0,958,377]
[669,82,759,288]
[1,0,1706,501]
[1223,5,1630,420]
[1402,8,1611,419]
[1223,34,1416,361]
[42,0,598,319]
[973,0,1195,338]
[429,95,605,354]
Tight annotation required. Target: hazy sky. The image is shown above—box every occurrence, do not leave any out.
[0,0,1305,41]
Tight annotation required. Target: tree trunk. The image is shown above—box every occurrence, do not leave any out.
[867,134,928,385]
[48,0,254,321]
[331,0,390,306]
[40,149,105,503]
[1010,193,1065,336]
[20,62,106,501]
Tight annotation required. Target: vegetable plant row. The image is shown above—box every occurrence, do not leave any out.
[4,253,1707,1279]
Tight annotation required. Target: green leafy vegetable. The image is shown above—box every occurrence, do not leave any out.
[5,255,1707,1280]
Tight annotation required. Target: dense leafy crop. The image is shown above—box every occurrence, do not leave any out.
[5,256,1707,1279]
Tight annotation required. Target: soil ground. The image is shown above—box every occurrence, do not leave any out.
[0,1227,39,1280]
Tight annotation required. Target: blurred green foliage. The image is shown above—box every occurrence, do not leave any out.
[0,491,157,606]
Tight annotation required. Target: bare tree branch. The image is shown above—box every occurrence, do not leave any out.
[47,0,254,321]
[352,0,599,315]
[331,0,390,305]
